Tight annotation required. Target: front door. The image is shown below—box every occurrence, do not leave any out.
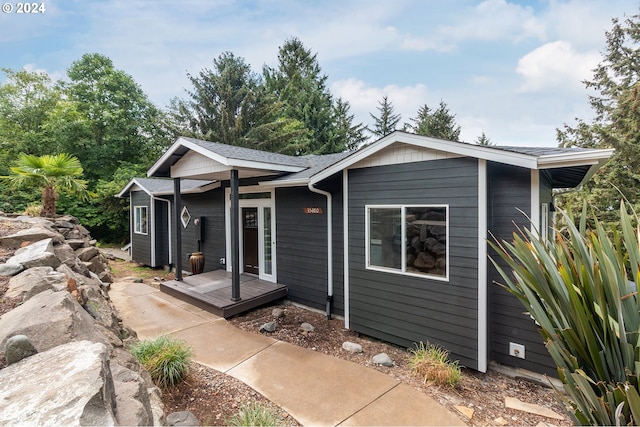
[242,207,259,274]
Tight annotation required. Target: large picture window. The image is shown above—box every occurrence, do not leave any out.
[367,205,448,280]
[134,206,148,235]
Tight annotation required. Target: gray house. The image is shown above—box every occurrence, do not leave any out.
[125,131,613,374]
[117,178,215,267]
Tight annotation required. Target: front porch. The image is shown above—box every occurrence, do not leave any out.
[160,270,288,318]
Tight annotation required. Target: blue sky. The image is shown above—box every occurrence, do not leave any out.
[1,0,638,146]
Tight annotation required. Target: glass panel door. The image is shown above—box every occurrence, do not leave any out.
[263,207,272,275]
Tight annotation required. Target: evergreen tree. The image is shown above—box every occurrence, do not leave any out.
[407,101,461,141]
[475,130,493,146]
[557,13,640,221]
[264,38,343,154]
[368,96,401,138]
[332,98,367,151]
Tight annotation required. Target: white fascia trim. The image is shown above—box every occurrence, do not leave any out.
[152,182,221,196]
[477,159,488,373]
[536,149,614,169]
[116,179,152,198]
[343,169,350,329]
[148,137,305,177]
[258,178,310,188]
[310,132,539,183]
[531,170,540,234]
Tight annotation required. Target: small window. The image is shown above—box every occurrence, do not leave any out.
[134,206,148,235]
[366,205,448,280]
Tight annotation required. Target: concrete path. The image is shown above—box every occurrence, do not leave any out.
[109,281,465,426]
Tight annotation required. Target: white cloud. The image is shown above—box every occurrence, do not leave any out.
[516,40,600,93]
[331,78,430,128]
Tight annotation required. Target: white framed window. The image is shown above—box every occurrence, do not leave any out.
[134,206,148,235]
[366,205,449,281]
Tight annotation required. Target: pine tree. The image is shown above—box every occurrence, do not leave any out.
[368,96,401,138]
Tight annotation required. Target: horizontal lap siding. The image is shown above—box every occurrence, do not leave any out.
[130,191,152,266]
[348,158,480,370]
[276,187,329,310]
[180,189,226,273]
[154,198,170,267]
[488,163,556,375]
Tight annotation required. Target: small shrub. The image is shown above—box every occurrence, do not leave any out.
[22,204,42,217]
[226,402,285,426]
[130,335,193,389]
[409,341,461,387]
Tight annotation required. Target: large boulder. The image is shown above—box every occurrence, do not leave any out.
[0,289,110,351]
[111,362,154,426]
[76,246,100,262]
[6,266,68,301]
[0,341,117,426]
[0,226,64,248]
[6,238,61,269]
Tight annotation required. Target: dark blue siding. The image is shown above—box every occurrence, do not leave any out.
[130,191,152,266]
[347,157,480,370]
[487,163,556,375]
[276,187,329,310]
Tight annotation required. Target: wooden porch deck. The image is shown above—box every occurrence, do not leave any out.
[160,270,288,318]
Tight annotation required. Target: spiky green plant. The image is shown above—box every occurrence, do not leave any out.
[490,201,640,425]
[226,402,286,426]
[409,341,461,387]
[130,335,193,389]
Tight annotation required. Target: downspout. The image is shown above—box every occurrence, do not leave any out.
[308,180,333,319]
[154,197,173,266]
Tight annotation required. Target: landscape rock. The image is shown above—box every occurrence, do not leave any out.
[342,341,363,353]
[0,341,117,426]
[54,219,76,230]
[111,362,153,426]
[6,266,68,301]
[259,321,277,333]
[494,416,509,426]
[7,238,60,269]
[167,411,200,426]
[53,242,78,265]
[148,386,166,426]
[300,322,315,332]
[454,405,475,420]
[0,263,23,276]
[0,226,64,248]
[272,308,285,318]
[85,253,110,276]
[4,334,38,365]
[0,289,110,351]
[372,352,393,367]
[504,397,564,420]
[66,238,88,250]
[76,246,100,262]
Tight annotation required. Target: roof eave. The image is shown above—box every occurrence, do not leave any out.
[537,148,615,169]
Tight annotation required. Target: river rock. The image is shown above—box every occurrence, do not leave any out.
[259,322,277,333]
[0,341,117,426]
[372,352,394,367]
[342,341,363,353]
[300,322,315,332]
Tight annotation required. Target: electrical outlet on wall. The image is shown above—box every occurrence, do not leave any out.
[509,342,525,359]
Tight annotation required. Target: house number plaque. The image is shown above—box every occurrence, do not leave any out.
[303,207,324,214]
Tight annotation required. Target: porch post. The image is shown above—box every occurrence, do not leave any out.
[230,169,241,301]
[173,178,183,281]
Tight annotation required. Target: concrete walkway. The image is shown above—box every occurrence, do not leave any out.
[109,281,465,426]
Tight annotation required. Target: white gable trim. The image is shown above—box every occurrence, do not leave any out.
[349,142,462,170]
[148,137,305,178]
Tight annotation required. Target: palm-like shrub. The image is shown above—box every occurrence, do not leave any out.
[490,201,640,425]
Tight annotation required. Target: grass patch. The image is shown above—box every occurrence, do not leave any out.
[130,335,193,389]
[226,402,286,426]
[409,341,461,387]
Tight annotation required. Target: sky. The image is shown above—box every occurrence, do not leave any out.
[1,0,639,147]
